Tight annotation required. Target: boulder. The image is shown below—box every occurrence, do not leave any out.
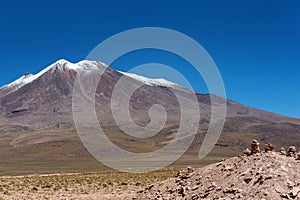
[250,139,261,154]
[279,147,286,155]
[264,143,275,152]
[296,152,300,160]
[287,146,297,157]
[242,148,251,156]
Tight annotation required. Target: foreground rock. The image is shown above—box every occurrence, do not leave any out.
[136,152,300,200]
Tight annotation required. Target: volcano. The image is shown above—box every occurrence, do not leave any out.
[0,59,299,175]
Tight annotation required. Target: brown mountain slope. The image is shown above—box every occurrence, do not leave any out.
[0,59,299,174]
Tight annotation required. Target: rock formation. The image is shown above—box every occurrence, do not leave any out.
[296,152,300,160]
[137,142,300,200]
[250,139,261,154]
[242,148,251,156]
[265,143,275,152]
[279,147,287,155]
[287,146,297,157]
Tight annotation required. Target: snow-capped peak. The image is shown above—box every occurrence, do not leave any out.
[0,59,104,91]
[49,59,103,71]
[119,71,177,87]
[0,59,177,93]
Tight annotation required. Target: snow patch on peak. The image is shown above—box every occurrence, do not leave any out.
[2,73,35,90]
[0,59,106,92]
[0,59,176,93]
[51,59,108,72]
[48,59,105,72]
[119,71,177,88]
[76,60,107,71]
[55,59,69,64]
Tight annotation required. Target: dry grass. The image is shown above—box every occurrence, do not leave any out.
[0,170,177,199]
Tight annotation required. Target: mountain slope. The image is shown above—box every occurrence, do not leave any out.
[0,59,299,174]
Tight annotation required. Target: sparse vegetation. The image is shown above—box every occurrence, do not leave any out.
[0,170,177,199]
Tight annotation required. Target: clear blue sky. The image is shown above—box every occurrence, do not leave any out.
[0,0,299,118]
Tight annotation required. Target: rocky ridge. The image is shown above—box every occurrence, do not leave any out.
[137,142,300,200]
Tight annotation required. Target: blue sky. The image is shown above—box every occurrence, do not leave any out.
[0,0,299,118]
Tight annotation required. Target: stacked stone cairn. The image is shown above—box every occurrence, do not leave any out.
[242,140,299,161]
[250,139,261,154]
[264,143,275,152]
[287,146,297,157]
[279,147,287,155]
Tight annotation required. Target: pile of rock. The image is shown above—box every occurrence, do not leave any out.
[265,143,275,152]
[250,139,261,154]
[287,146,297,157]
[137,143,300,200]
[242,139,262,156]
[242,139,300,160]
[279,147,286,155]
